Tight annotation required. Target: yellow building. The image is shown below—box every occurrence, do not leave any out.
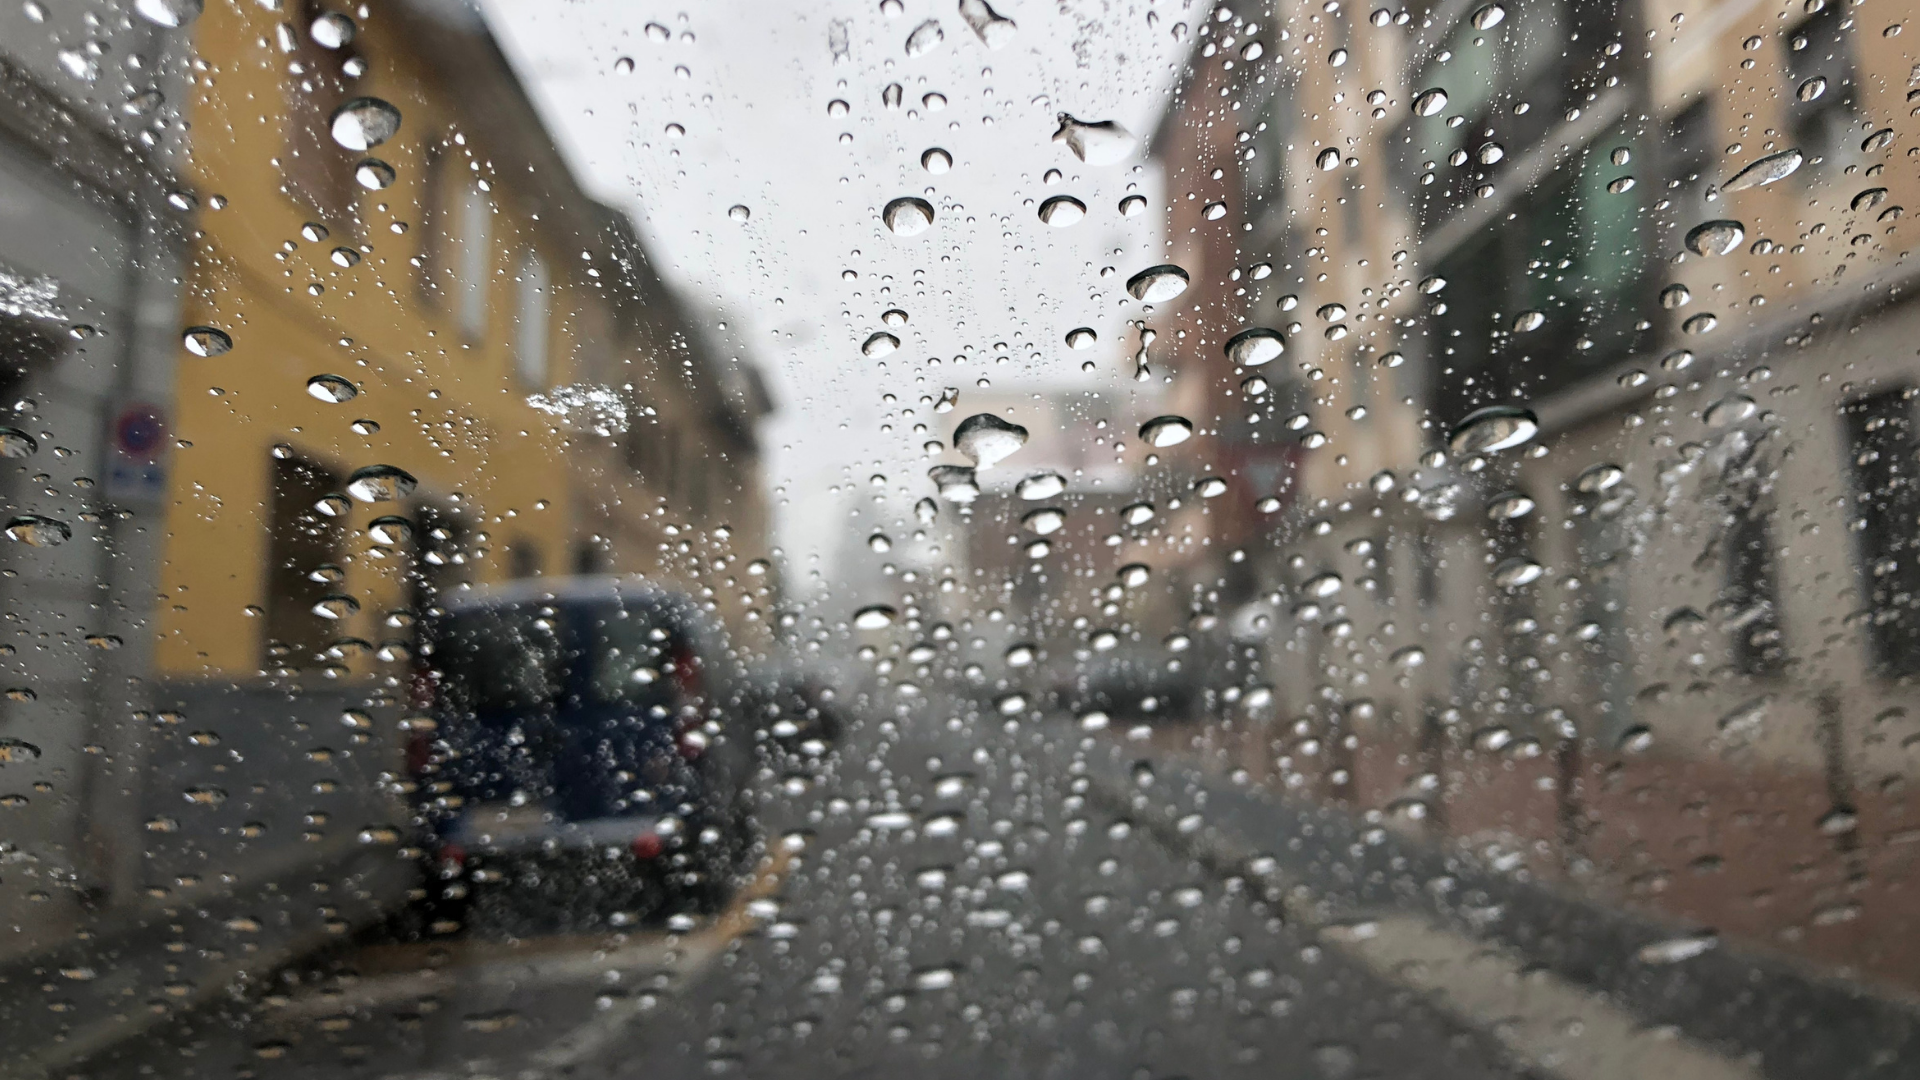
[161,0,773,680]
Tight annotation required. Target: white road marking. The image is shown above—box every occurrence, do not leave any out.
[1323,915,1763,1080]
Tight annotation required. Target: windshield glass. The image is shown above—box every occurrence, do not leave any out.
[8,0,1920,1077]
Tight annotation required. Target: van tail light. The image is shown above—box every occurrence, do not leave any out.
[630,832,664,859]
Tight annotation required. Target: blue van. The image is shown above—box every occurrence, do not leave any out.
[410,578,758,931]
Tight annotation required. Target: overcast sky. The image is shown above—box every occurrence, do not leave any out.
[479,0,1192,596]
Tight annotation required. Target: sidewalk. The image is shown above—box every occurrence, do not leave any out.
[1074,732,1920,1080]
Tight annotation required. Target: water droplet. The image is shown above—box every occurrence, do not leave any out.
[912,967,958,991]
[1225,327,1285,367]
[1139,415,1193,448]
[327,247,362,270]
[1575,463,1625,493]
[868,532,892,553]
[1017,471,1066,500]
[1486,491,1534,520]
[613,56,635,76]
[1795,75,1827,101]
[913,497,938,525]
[827,99,850,118]
[1471,3,1505,29]
[0,737,43,763]
[928,464,980,503]
[1478,141,1505,165]
[1303,572,1342,598]
[1493,557,1544,587]
[881,82,904,109]
[313,493,350,517]
[958,0,1018,48]
[904,19,945,57]
[1704,393,1757,428]
[1862,127,1894,152]
[182,326,232,357]
[0,429,37,458]
[1328,47,1349,66]
[1118,194,1147,218]
[1051,114,1137,166]
[1447,404,1539,455]
[1121,502,1155,526]
[883,197,935,236]
[1637,934,1717,965]
[934,387,958,413]
[1512,310,1545,332]
[329,97,402,152]
[311,594,359,620]
[1606,175,1635,194]
[921,147,951,173]
[1316,147,1342,171]
[5,515,68,547]
[306,374,358,403]
[728,204,751,223]
[367,516,412,545]
[1065,327,1097,350]
[135,0,202,28]
[1721,149,1802,191]
[1242,375,1268,395]
[1683,312,1718,335]
[994,692,1027,715]
[853,605,896,630]
[1194,475,1228,498]
[352,158,397,191]
[953,413,1028,468]
[1242,41,1265,60]
[1126,265,1190,303]
[1659,283,1691,309]
[645,21,670,42]
[1852,187,1889,212]
[1038,195,1086,227]
[862,332,901,358]
[1391,645,1426,668]
[1412,87,1449,116]
[1202,200,1228,220]
[1018,507,1066,536]
[1685,219,1745,256]
[310,11,356,49]
[345,464,417,503]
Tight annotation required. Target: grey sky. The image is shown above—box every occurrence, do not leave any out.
[480,0,1192,596]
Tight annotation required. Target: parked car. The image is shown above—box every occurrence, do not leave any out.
[409,578,758,933]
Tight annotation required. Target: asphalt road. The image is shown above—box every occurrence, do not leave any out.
[67,692,1908,1080]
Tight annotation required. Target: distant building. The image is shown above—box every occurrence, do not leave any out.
[1152,0,1920,990]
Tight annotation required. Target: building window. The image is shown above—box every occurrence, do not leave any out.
[264,454,343,673]
[1723,499,1786,677]
[1842,389,1920,677]
[280,0,356,229]
[1784,2,1859,168]
[515,250,550,387]
[457,184,492,341]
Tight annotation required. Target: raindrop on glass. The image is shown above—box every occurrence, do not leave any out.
[329,97,402,152]
[1487,491,1535,520]
[862,332,901,358]
[1021,507,1066,535]
[1038,195,1087,227]
[1797,75,1827,101]
[1017,471,1066,500]
[183,326,232,357]
[1126,265,1190,303]
[1493,557,1544,587]
[1704,393,1757,428]
[1575,462,1625,493]
[1447,404,1539,455]
[728,204,751,223]
[1139,415,1194,448]
[345,464,418,503]
[883,197,935,236]
[853,604,897,630]
[355,158,396,190]
[1118,194,1147,217]
[953,413,1028,468]
[134,0,202,28]
[1685,219,1745,256]
[929,464,980,503]
[1051,114,1137,166]
[921,147,952,173]
[306,374,358,403]
[1471,3,1505,29]
[958,0,1018,48]
[367,516,412,545]
[0,428,36,458]
[1065,327,1097,350]
[310,11,356,49]
[1721,149,1802,191]
[905,19,945,57]
[1412,87,1449,116]
[1225,327,1284,367]
[5,515,69,547]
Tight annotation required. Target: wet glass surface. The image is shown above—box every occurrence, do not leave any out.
[2,1,1919,1077]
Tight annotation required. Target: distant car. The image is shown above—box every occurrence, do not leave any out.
[409,578,758,933]
[1067,641,1202,722]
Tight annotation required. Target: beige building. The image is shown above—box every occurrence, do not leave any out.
[1153,0,1920,991]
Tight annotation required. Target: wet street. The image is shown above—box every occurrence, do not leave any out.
[74,691,1902,1080]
